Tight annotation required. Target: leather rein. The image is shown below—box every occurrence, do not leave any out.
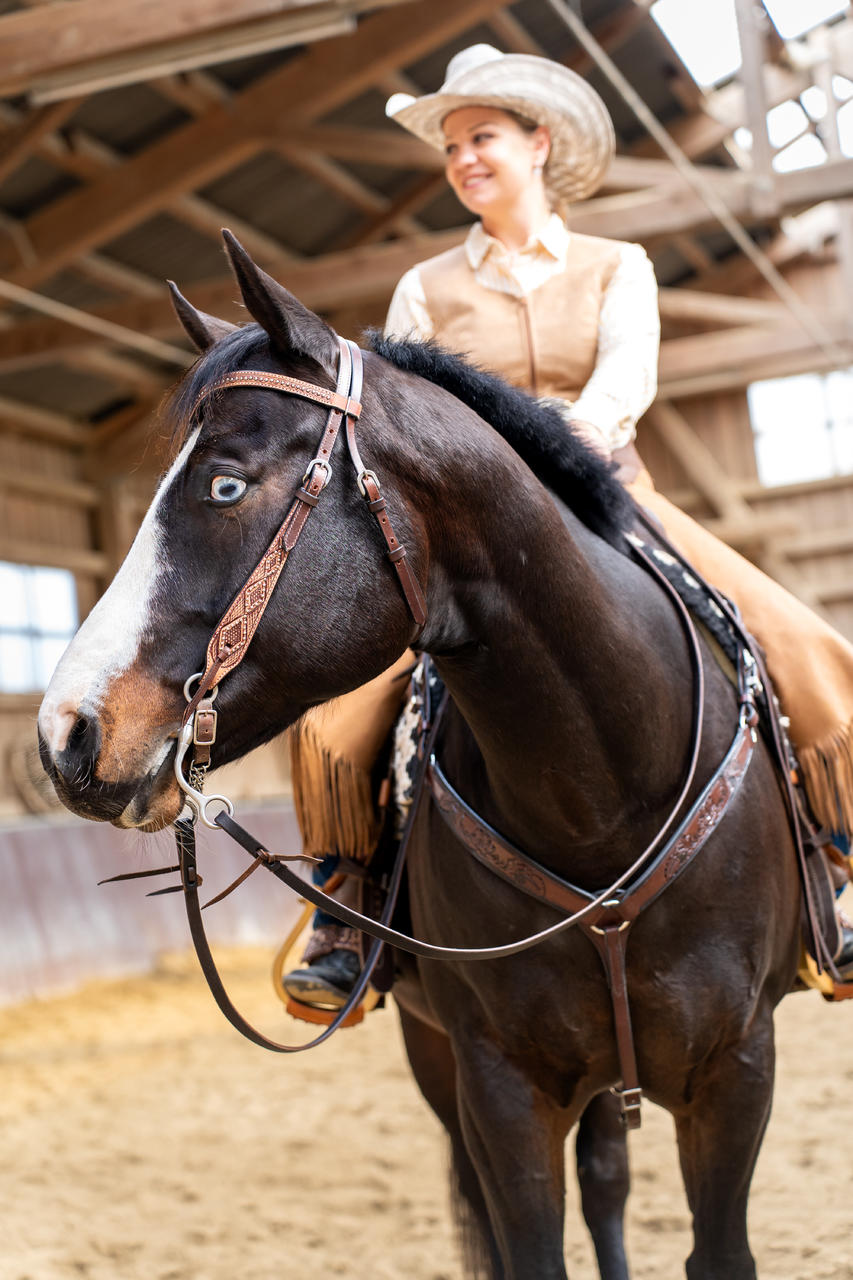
[104,335,821,1105]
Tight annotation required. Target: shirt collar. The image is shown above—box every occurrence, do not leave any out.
[464,213,570,269]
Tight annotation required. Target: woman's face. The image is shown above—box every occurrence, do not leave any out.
[442,106,550,219]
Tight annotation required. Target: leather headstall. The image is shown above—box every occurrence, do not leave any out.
[182,335,427,729]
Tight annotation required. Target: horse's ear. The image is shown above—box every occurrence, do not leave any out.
[222,228,338,373]
[168,281,237,352]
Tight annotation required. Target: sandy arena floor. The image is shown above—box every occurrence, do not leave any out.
[0,947,851,1280]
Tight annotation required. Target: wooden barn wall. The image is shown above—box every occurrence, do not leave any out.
[0,433,94,562]
[638,387,760,500]
[747,477,853,639]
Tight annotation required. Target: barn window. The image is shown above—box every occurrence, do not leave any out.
[747,368,853,487]
[0,562,78,693]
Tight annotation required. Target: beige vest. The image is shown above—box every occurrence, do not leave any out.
[418,232,623,400]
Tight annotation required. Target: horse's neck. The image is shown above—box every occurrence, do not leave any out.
[430,507,695,876]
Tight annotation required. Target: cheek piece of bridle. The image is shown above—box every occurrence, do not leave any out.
[104,333,831,1111]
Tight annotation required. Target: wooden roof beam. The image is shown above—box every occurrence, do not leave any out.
[0,0,509,285]
[689,228,810,295]
[271,140,423,235]
[671,234,716,275]
[632,63,809,160]
[63,126,303,266]
[487,9,546,55]
[0,220,830,372]
[658,314,853,397]
[0,230,471,367]
[657,288,787,327]
[70,348,170,397]
[567,157,853,241]
[0,98,83,187]
[265,123,442,169]
[0,0,368,99]
[0,396,88,447]
[332,173,447,249]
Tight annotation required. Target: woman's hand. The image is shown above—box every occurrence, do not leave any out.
[567,418,612,460]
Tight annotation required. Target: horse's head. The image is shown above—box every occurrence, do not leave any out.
[38,233,427,831]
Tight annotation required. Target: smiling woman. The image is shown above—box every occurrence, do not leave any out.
[441,106,551,235]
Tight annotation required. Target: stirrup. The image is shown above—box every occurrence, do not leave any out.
[270,900,381,1025]
[284,996,367,1027]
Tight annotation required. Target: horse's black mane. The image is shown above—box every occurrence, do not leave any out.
[369,334,632,547]
[167,323,633,547]
[168,325,271,448]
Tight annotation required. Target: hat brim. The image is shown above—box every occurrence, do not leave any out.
[387,55,614,203]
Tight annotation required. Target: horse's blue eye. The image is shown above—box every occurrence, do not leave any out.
[210,474,247,504]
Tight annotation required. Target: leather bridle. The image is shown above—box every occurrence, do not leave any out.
[175,335,426,826]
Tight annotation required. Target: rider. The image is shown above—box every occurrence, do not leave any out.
[282,44,853,1010]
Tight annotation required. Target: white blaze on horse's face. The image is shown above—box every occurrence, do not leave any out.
[38,428,200,770]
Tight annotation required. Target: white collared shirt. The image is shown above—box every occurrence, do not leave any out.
[385,215,660,452]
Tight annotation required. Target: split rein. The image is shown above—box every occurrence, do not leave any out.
[104,335,765,1056]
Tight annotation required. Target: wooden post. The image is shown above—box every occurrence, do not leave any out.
[811,31,853,343]
[733,0,777,217]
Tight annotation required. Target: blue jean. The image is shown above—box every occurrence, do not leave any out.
[312,854,340,927]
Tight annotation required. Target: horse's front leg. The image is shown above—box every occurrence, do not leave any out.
[674,1016,776,1280]
[397,1002,505,1279]
[576,1091,631,1280]
[454,1032,571,1280]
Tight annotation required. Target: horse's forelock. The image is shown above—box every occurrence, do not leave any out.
[165,323,270,453]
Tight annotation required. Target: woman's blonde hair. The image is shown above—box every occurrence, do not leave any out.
[504,107,568,219]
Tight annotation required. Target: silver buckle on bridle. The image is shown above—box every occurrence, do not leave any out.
[175,673,234,828]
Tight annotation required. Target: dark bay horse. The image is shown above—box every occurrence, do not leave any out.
[38,232,801,1280]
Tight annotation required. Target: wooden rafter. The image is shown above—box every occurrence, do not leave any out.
[0,233,828,373]
[566,158,853,242]
[334,173,447,249]
[657,290,787,327]
[0,396,87,447]
[0,98,83,187]
[632,64,808,160]
[63,124,302,266]
[0,0,508,284]
[0,0,380,98]
[659,315,852,398]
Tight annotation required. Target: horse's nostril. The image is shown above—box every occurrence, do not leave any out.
[55,712,101,785]
[66,715,90,754]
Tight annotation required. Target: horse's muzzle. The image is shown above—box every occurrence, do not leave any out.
[37,721,181,830]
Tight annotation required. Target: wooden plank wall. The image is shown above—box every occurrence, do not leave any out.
[0,804,304,1006]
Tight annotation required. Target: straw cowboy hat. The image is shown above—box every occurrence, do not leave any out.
[385,43,615,203]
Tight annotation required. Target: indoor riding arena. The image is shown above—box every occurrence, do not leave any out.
[2,1,853,1277]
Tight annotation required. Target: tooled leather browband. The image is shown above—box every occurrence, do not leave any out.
[188,368,362,423]
[183,337,426,724]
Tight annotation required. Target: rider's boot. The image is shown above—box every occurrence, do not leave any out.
[282,923,361,1009]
